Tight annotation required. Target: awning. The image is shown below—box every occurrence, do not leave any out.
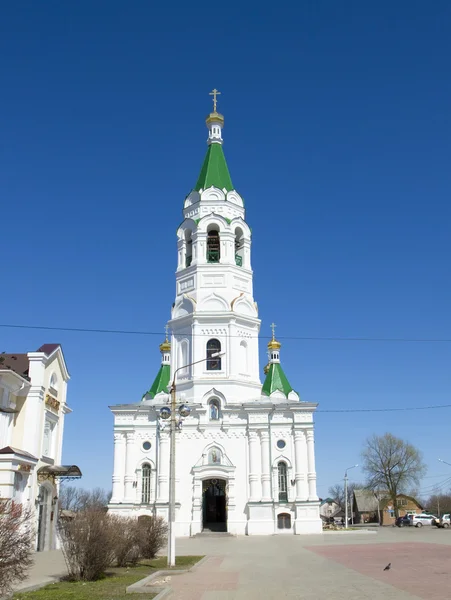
[38,465,82,480]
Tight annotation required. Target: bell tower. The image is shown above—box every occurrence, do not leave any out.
[168,91,261,405]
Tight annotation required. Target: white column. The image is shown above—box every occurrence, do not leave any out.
[248,430,262,501]
[124,432,136,503]
[294,430,309,501]
[157,431,170,501]
[111,432,126,503]
[260,430,271,501]
[306,429,318,501]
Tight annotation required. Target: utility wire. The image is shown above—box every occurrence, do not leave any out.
[2,322,451,343]
[316,404,451,414]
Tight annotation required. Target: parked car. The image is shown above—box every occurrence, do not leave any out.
[409,513,438,527]
[433,514,450,528]
[395,516,412,527]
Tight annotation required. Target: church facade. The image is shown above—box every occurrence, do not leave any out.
[108,96,322,535]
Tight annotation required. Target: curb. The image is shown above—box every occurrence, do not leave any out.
[126,556,209,597]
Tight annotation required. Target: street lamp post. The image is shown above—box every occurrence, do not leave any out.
[438,458,451,468]
[161,351,224,568]
[344,464,358,529]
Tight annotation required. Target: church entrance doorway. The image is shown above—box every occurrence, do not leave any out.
[202,479,227,532]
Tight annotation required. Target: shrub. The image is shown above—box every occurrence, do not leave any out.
[137,515,168,559]
[110,517,141,567]
[58,509,117,581]
[0,500,34,597]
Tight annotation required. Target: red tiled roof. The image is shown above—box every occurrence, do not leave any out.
[36,344,61,355]
[0,354,30,379]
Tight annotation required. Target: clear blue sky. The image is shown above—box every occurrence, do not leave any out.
[1,2,451,500]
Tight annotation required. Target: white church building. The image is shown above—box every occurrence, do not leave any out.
[108,95,322,535]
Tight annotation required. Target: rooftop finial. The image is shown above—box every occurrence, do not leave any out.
[209,88,221,113]
[159,325,171,353]
[270,322,277,341]
[164,324,169,342]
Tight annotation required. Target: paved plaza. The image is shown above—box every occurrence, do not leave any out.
[171,527,451,599]
[13,527,451,598]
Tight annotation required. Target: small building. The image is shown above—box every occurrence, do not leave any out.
[353,489,423,525]
[320,498,341,521]
[0,344,81,551]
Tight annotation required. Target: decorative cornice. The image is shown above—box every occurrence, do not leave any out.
[45,394,60,412]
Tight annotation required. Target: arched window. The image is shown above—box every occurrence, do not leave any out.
[206,339,221,371]
[50,373,58,393]
[239,340,247,372]
[185,229,192,267]
[208,447,221,464]
[141,464,151,504]
[234,227,244,267]
[278,462,288,503]
[207,230,220,263]
[209,399,220,420]
[277,512,291,529]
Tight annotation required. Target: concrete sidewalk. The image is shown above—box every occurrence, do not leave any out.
[13,550,68,593]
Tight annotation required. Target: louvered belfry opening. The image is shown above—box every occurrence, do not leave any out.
[207,230,220,263]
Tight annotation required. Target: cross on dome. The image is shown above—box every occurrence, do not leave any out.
[209,88,221,113]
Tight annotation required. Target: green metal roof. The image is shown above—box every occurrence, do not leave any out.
[261,363,295,398]
[194,143,233,192]
[145,364,170,399]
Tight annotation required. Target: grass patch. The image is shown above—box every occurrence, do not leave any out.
[13,556,204,600]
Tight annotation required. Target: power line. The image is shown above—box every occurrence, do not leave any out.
[2,322,451,343]
[316,404,451,414]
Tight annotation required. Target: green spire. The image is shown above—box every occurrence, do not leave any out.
[194,143,233,192]
[262,363,295,398]
[144,364,170,399]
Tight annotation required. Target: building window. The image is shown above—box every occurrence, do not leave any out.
[278,462,288,502]
[209,399,220,420]
[141,463,151,504]
[142,441,151,451]
[397,498,408,507]
[277,513,291,529]
[235,227,244,267]
[208,447,221,464]
[206,339,221,370]
[49,372,58,392]
[276,440,286,450]
[207,230,220,263]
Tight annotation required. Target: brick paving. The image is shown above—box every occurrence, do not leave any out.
[306,541,451,600]
[162,557,239,600]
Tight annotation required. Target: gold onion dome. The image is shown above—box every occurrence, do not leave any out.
[159,340,171,352]
[267,337,281,351]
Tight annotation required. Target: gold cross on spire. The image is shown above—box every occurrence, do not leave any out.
[209,88,221,113]
[164,324,169,341]
[270,322,277,340]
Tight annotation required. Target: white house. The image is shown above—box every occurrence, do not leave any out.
[108,97,322,535]
[0,344,81,550]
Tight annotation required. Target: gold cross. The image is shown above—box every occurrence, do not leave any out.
[209,88,221,112]
[164,324,169,341]
[270,322,277,339]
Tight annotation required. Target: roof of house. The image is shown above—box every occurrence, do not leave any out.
[0,343,62,381]
[0,353,30,379]
[0,446,38,460]
[353,489,379,512]
[320,498,337,506]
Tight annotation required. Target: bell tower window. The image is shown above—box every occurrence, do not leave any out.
[141,463,151,504]
[235,227,244,267]
[185,230,192,267]
[206,339,221,370]
[278,461,288,503]
[207,230,220,263]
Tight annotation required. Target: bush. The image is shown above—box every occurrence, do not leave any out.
[0,500,34,597]
[58,509,117,581]
[137,515,168,559]
[110,517,141,567]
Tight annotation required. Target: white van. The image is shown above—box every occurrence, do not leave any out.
[409,513,438,527]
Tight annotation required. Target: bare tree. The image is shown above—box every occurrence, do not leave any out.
[328,481,363,510]
[0,501,35,596]
[59,485,111,512]
[361,433,426,518]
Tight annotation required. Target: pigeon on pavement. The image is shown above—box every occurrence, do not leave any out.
[383,563,391,571]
